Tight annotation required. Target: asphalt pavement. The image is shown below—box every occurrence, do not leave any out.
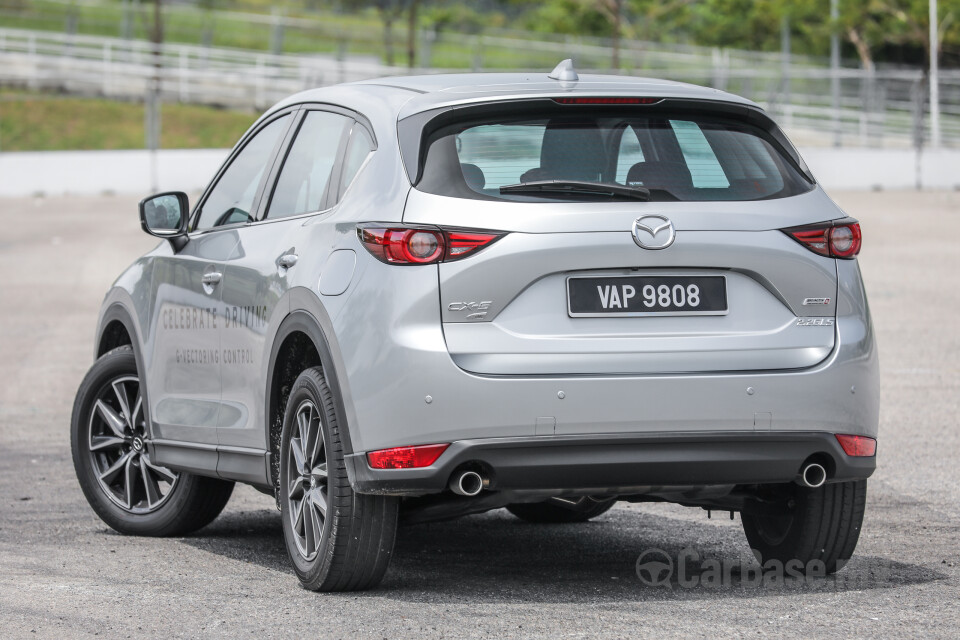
[0,191,958,638]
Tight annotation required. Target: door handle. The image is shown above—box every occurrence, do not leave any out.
[277,253,298,269]
[201,271,222,285]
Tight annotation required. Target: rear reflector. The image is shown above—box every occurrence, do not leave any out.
[783,221,862,259]
[367,443,450,469]
[358,225,503,265]
[553,97,662,105]
[835,434,877,457]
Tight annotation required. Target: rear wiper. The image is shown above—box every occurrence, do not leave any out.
[499,180,651,201]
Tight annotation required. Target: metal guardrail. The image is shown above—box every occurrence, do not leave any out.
[0,26,957,150]
[0,27,400,111]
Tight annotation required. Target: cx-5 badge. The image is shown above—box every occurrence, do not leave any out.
[632,215,676,250]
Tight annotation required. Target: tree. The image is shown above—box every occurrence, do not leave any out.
[838,0,959,68]
[361,0,424,67]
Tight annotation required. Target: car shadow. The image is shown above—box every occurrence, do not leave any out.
[180,505,945,603]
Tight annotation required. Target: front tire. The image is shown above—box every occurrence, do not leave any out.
[741,479,867,574]
[71,346,234,536]
[279,367,399,592]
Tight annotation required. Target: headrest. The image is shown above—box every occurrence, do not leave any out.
[537,120,606,182]
[460,163,486,190]
[626,161,693,192]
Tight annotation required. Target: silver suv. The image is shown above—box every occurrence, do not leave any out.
[71,62,878,591]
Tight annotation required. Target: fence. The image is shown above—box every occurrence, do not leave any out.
[0,27,392,111]
[1,24,959,151]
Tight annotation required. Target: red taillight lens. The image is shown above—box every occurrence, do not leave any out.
[404,230,444,263]
[445,231,501,258]
[358,226,503,265]
[828,224,861,258]
[553,97,662,105]
[358,227,445,264]
[835,434,877,457]
[784,221,861,259]
[366,443,450,469]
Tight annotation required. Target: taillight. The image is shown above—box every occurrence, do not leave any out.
[835,434,877,457]
[783,220,861,259]
[367,443,450,469]
[358,225,503,265]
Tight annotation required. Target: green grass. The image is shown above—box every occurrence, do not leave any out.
[0,0,553,69]
[0,90,256,151]
[0,0,410,59]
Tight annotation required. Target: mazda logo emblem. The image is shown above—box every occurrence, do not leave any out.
[632,215,676,250]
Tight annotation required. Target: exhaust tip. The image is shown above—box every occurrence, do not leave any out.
[799,462,827,488]
[450,470,484,496]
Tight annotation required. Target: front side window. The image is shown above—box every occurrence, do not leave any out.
[267,111,352,219]
[417,108,812,203]
[195,114,290,230]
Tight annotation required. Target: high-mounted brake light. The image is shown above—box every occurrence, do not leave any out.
[835,434,877,457]
[783,221,862,259]
[358,225,504,265]
[367,443,450,469]
[553,97,662,105]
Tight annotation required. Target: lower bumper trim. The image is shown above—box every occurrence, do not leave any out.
[345,431,876,496]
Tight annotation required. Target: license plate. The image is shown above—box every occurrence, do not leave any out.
[567,275,727,317]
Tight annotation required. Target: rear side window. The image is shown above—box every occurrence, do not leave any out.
[267,111,351,219]
[416,108,812,202]
[337,124,374,199]
[615,126,644,184]
[669,120,729,188]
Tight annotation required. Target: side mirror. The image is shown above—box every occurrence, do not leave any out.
[139,191,190,251]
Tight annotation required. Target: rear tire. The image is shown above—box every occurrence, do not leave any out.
[279,367,399,592]
[741,479,867,574]
[506,498,616,523]
[71,346,234,536]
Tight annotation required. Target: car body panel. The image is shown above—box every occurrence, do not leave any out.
[141,233,240,445]
[402,188,841,376]
[325,239,876,453]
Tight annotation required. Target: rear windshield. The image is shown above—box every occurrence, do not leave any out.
[415,109,813,202]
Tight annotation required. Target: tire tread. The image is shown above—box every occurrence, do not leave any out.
[280,367,398,592]
[742,479,867,574]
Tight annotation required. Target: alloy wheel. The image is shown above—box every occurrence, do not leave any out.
[285,399,329,561]
[87,375,179,513]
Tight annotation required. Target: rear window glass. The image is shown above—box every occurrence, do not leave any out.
[416,110,812,202]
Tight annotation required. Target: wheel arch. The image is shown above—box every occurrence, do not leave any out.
[93,296,155,438]
[265,306,356,491]
[97,317,133,357]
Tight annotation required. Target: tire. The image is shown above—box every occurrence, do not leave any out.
[71,346,234,537]
[741,479,867,574]
[506,497,617,523]
[279,367,399,592]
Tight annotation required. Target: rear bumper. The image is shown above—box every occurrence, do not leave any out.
[345,431,876,496]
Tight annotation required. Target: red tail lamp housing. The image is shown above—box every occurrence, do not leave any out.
[358,225,504,265]
[835,434,877,457]
[783,220,862,259]
[367,443,450,469]
[553,97,663,105]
